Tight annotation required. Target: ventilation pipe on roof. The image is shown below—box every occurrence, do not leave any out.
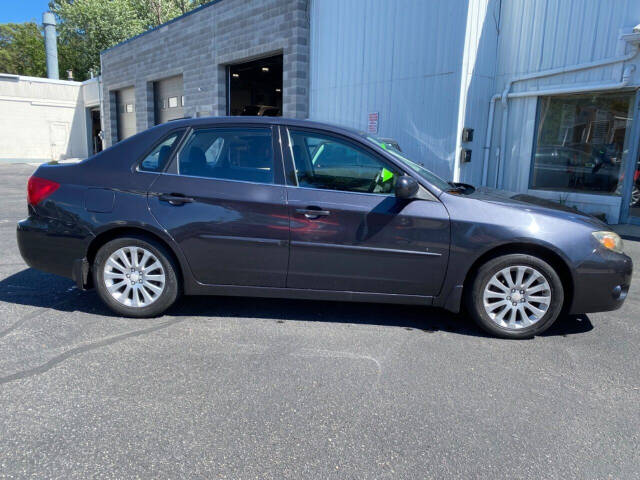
[481,34,640,188]
[42,12,59,80]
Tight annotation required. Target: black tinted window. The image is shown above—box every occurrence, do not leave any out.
[139,130,183,172]
[288,130,399,194]
[177,128,274,184]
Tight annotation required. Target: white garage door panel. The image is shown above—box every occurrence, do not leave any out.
[154,75,184,125]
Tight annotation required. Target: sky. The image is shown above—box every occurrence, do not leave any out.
[0,0,51,24]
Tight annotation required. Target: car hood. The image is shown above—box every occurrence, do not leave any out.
[465,187,609,230]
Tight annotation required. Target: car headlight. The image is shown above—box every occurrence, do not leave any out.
[592,231,624,254]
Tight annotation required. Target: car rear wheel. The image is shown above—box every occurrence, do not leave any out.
[93,236,179,317]
[465,254,564,339]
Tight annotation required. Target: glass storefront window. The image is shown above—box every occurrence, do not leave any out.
[530,91,635,194]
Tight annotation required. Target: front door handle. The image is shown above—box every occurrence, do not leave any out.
[159,193,194,206]
[296,207,331,219]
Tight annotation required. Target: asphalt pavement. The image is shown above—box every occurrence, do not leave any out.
[1,163,639,479]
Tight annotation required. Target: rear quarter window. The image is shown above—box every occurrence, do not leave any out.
[139,130,184,172]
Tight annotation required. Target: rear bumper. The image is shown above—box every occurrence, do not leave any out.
[17,217,91,285]
[569,250,633,314]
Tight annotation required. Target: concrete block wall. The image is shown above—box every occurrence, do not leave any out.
[0,75,89,161]
[101,0,310,147]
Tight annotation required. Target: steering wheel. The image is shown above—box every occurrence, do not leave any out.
[368,170,382,193]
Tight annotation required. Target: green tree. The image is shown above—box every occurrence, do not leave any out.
[131,0,213,29]
[50,0,211,80]
[132,0,181,26]
[49,0,147,81]
[0,22,47,77]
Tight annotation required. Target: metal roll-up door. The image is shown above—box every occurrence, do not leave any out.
[154,75,184,125]
[116,87,136,141]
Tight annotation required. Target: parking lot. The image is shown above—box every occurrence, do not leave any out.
[1,162,639,479]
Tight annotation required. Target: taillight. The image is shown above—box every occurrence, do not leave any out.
[27,176,60,206]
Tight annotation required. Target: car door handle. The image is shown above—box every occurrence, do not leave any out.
[296,207,331,219]
[159,193,194,206]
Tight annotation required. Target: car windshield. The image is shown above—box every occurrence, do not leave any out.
[364,135,452,192]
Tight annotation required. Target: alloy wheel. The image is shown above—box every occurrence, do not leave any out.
[103,246,166,308]
[631,186,640,207]
[482,265,552,330]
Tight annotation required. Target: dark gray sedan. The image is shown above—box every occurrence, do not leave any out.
[17,118,632,338]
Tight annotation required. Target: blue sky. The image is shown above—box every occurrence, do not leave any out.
[0,0,51,24]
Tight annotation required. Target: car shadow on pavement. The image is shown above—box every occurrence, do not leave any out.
[0,268,593,339]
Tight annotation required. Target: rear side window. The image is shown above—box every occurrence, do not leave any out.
[139,130,184,172]
[176,128,274,184]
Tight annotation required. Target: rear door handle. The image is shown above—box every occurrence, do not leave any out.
[296,207,331,219]
[159,193,194,206]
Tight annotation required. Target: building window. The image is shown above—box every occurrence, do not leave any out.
[530,91,635,194]
[168,96,178,108]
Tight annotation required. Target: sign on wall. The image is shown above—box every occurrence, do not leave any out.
[367,112,379,134]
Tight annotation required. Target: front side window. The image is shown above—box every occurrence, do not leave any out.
[139,130,184,172]
[530,91,635,194]
[177,128,274,184]
[288,130,400,194]
[364,135,451,192]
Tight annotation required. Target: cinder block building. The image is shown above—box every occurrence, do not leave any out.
[100,0,310,146]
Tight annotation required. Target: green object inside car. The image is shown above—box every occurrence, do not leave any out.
[381,167,394,182]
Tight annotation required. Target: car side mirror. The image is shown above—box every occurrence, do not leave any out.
[395,175,419,199]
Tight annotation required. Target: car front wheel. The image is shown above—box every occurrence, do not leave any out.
[466,254,564,339]
[93,236,179,317]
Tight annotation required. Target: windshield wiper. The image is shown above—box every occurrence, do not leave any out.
[447,182,475,194]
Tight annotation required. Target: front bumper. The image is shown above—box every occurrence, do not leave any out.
[569,249,633,314]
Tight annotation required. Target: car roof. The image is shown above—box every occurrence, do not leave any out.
[159,116,366,138]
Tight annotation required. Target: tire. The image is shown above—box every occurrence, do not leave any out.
[465,254,564,339]
[93,236,179,318]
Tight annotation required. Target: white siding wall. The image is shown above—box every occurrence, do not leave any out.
[0,75,89,162]
[310,0,640,222]
[455,0,501,184]
[309,0,470,179]
[487,0,640,221]
[82,78,101,108]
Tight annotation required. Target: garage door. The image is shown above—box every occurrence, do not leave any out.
[116,87,136,141]
[154,75,184,125]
